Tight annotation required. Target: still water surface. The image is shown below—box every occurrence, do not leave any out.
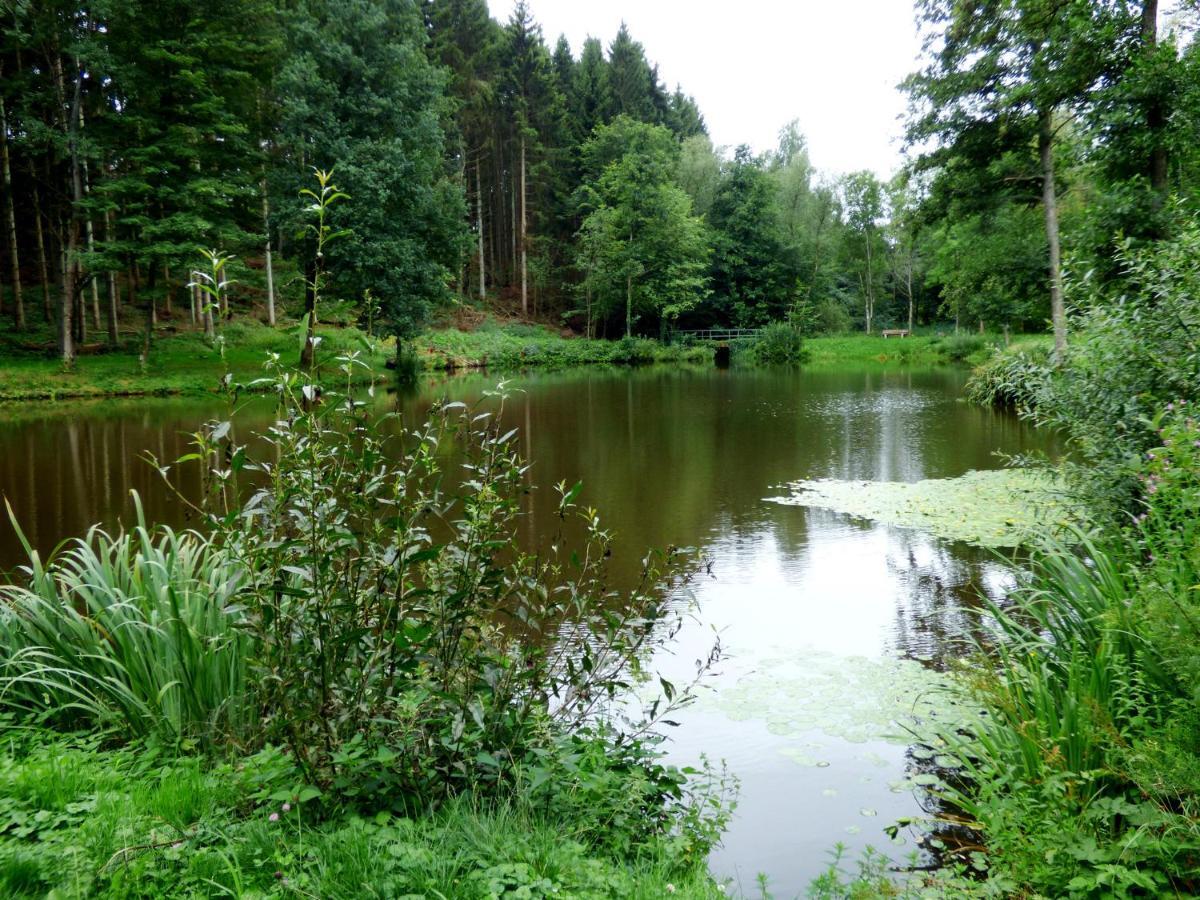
[0,365,1056,895]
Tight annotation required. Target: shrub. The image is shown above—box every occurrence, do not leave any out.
[933,332,989,363]
[153,355,722,820]
[969,225,1200,517]
[814,297,851,334]
[0,498,251,745]
[742,323,806,365]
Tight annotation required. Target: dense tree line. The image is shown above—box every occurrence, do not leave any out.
[5,0,1194,365]
[904,0,1200,356]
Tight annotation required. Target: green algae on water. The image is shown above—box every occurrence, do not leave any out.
[705,649,981,753]
[767,468,1074,548]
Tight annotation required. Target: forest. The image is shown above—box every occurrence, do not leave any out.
[3,0,1200,898]
[4,0,1192,365]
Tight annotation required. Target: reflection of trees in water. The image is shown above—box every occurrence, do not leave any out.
[885,529,1019,670]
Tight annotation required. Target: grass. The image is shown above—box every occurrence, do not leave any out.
[0,314,1042,404]
[414,319,713,370]
[0,319,389,402]
[804,331,1029,368]
[0,499,251,745]
[0,729,727,899]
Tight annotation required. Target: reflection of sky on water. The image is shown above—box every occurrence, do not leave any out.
[655,511,1013,897]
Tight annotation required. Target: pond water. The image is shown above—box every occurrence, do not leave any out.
[0,364,1057,895]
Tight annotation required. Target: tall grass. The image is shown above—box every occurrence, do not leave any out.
[0,494,250,744]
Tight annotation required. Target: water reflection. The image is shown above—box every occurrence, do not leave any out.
[0,365,1057,894]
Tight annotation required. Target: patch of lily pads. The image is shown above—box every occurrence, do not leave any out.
[767,467,1076,548]
[705,648,982,758]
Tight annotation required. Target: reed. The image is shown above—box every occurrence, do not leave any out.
[0,494,250,745]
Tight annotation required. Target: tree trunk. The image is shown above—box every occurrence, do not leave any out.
[103,209,119,345]
[519,135,529,317]
[863,229,874,335]
[144,262,157,361]
[1142,0,1169,197]
[1039,108,1067,366]
[906,261,914,334]
[263,186,276,326]
[59,59,88,364]
[30,173,52,322]
[476,157,486,301]
[0,93,25,330]
[78,120,100,330]
[625,273,633,338]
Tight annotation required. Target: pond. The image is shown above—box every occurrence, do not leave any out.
[0,364,1057,895]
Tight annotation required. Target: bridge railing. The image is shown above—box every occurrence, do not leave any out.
[672,328,761,343]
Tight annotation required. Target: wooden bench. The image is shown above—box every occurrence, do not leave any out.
[880,329,910,339]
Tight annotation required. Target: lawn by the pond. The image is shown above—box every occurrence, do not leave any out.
[0,317,1015,403]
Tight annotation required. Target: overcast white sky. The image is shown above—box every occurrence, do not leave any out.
[487,0,925,179]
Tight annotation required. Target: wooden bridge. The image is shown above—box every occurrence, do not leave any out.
[672,328,762,343]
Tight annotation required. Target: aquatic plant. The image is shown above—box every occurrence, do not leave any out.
[767,468,1076,548]
[0,497,250,744]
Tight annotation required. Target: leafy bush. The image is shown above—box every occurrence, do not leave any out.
[969,225,1200,516]
[144,356,725,824]
[0,500,250,745]
[813,297,851,334]
[931,407,1200,895]
[965,339,1052,409]
[741,323,806,365]
[932,332,990,363]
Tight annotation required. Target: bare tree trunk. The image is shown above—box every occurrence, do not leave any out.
[0,92,24,330]
[906,262,914,334]
[519,136,529,317]
[1039,108,1067,365]
[30,174,52,322]
[585,283,593,339]
[626,273,633,338]
[103,209,119,345]
[476,157,486,301]
[59,59,88,363]
[163,264,173,316]
[142,261,155,364]
[863,229,875,335]
[262,184,275,326]
[1142,0,1168,197]
[78,108,100,330]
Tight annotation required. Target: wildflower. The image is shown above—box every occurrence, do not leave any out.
[171,842,183,850]
[282,802,292,813]
[666,885,677,895]
[269,812,280,822]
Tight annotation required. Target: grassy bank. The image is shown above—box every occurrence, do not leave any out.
[0,321,390,402]
[0,316,1030,404]
[804,332,1006,368]
[0,729,724,899]
[415,320,713,370]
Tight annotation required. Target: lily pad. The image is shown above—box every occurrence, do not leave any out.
[766,468,1077,548]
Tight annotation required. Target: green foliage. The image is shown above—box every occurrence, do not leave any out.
[0,731,728,899]
[417,323,712,371]
[273,0,468,342]
[739,323,806,366]
[705,147,795,328]
[930,333,992,364]
[575,117,710,336]
[0,502,250,744]
[970,224,1200,516]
